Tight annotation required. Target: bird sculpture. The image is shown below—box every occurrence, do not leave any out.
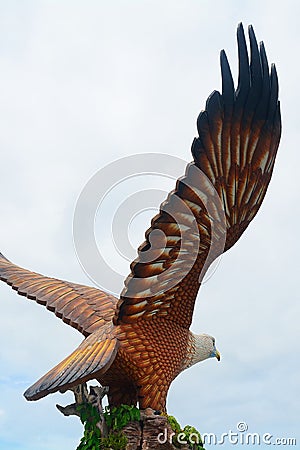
[0,24,281,412]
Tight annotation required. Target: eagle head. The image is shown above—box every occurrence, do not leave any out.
[184,332,221,370]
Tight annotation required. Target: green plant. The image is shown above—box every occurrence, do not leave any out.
[182,425,205,450]
[100,431,127,450]
[166,414,206,450]
[76,403,132,450]
[104,404,140,430]
[76,403,102,450]
[167,414,182,434]
[75,402,205,450]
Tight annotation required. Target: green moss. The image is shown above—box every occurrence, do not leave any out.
[166,414,206,449]
[167,414,182,434]
[182,425,205,449]
[100,431,127,450]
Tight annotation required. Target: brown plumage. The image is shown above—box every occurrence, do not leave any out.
[0,24,281,412]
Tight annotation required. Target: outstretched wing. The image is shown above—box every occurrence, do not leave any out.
[115,24,281,328]
[24,322,118,400]
[0,253,118,336]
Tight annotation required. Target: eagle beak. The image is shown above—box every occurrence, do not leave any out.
[215,349,221,361]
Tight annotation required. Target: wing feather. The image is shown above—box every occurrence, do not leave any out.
[24,323,118,400]
[114,24,281,328]
[0,253,118,336]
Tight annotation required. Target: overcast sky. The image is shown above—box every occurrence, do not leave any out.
[0,1,299,449]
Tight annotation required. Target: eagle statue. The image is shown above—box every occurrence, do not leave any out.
[0,23,281,412]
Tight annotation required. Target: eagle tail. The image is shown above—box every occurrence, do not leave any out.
[24,324,119,400]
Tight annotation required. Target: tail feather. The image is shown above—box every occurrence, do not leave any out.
[24,323,118,400]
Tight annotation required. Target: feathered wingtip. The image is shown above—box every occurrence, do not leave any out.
[24,324,118,401]
[219,22,279,100]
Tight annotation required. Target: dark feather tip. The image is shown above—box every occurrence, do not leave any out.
[248,26,263,99]
[259,41,269,81]
[236,22,250,98]
[237,22,244,32]
[271,64,279,99]
[205,90,222,117]
[220,49,234,103]
[265,63,279,122]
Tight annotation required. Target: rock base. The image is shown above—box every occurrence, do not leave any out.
[122,415,190,450]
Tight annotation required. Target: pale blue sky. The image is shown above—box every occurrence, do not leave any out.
[0,1,299,449]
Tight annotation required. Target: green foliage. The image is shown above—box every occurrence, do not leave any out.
[76,403,102,450]
[166,414,205,450]
[76,403,140,450]
[182,425,205,450]
[100,431,127,450]
[104,404,140,430]
[75,402,205,450]
[167,414,182,434]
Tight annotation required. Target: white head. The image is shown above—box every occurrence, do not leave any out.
[185,332,221,369]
